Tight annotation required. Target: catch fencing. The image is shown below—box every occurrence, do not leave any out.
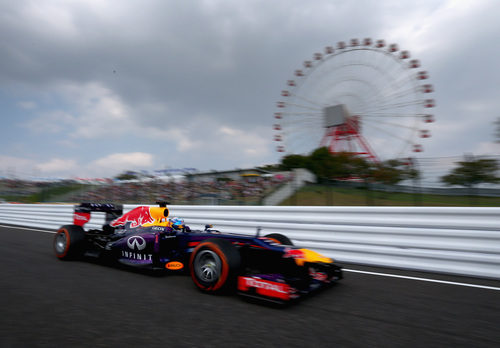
[1,203,499,279]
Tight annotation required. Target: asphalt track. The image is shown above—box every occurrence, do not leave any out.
[1,225,500,348]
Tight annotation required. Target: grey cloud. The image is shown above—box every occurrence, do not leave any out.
[1,0,499,179]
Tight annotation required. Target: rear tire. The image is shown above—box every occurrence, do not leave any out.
[54,225,85,260]
[264,233,293,246]
[189,238,241,293]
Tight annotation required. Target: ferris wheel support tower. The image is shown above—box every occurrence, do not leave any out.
[320,104,379,162]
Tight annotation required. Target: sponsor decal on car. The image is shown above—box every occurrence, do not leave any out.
[110,206,156,228]
[238,276,291,301]
[127,236,146,250]
[121,251,153,261]
[309,269,329,282]
[165,261,184,270]
[283,248,333,266]
[73,212,91,226]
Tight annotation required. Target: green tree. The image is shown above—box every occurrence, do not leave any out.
[327,151,364,179]
[115,171,138,181]
[349,155,373,178]
[441,157,499,188]
[372,160,403,185]
[280,147,373,180]
[371,159,420,185]
[308,147,340,178]
[279,147,422,184]
[280,154,310,171]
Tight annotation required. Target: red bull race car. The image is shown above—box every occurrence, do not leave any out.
[54,202,342,304]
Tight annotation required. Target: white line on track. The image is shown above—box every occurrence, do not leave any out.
[344,268,500,291]
[2,224,499,291]
[0,224,55,234]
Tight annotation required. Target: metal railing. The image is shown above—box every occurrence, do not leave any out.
[1,203,499,279]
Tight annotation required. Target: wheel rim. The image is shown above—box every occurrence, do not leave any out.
[194,250,221,284]
[55,232,67,254]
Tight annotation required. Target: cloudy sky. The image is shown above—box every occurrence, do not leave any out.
[1,0,499,179]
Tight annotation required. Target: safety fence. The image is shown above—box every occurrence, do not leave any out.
[1,203,499,279]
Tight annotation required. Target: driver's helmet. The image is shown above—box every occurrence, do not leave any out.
[169,217,184,229]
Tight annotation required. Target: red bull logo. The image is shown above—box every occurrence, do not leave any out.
[283,248,305,260]
[110,206,155,228]
[283,248,332,266]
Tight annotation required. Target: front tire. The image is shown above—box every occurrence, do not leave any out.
[54,225,85,260]
[189,238,241,293]
[264,233,293,246]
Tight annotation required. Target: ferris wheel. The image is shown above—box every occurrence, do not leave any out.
[273,38,435,162]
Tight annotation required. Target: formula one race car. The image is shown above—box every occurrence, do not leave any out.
[53,202,342,304]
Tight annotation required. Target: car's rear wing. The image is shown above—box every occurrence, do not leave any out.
[73,203,123,227]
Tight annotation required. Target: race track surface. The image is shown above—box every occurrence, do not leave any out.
[1,225,499,347]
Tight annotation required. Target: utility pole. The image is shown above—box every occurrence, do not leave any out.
[410,157,422,206]
[495,117,500,143]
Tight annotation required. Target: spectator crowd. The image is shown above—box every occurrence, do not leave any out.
[68,175,289,205]
[0,172,292,205]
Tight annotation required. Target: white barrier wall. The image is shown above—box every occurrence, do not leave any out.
[1,203,499,279]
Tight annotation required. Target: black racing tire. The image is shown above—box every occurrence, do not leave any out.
[264,233,293,246]
[189,238,241,293]
[53,225,86,260]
